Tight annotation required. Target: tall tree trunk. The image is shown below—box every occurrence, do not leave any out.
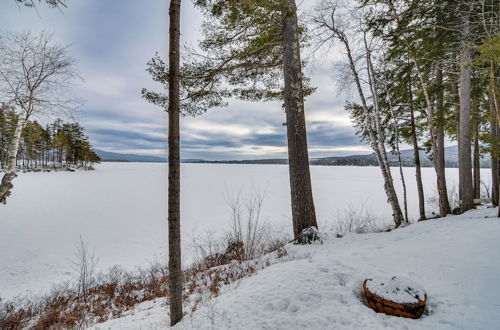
[458,12,474,212]
[395,142,408,223]
[488,65,500,217]
[168,0,183,326]
[339,35,403,227]
[388,98,408,222]
[473,111,480,199]
[280,0,318,238]
[0,117,25,204]
[435,66,451,216]
[363,36,403,227]
[409,83,426,220]
[490,93,499,206]
[414,60,451,217]
[454,82,462,199]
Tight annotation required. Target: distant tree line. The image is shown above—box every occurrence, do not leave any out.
[0,104,100,171]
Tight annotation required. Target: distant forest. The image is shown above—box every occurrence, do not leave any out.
[0,104,100,171]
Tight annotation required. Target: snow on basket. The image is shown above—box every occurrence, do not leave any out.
[363,276,427,319]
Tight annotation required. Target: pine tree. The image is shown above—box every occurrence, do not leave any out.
[144,0,319,239]
[167,0,183,326]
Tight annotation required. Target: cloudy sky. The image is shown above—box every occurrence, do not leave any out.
[0,0,374,160]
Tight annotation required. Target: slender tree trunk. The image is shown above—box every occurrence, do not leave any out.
[168,0,183,326]
[281,0,318,238]
[409,80,426,220]
[340,36,403,227]
[388,98,408,222]
[488,67,500,217]
[414,61,451,217]
[458,12,474,212]
[435,66,451,216]
[0,117,25,204]
[363,36,403,227]
[395,143,408,223]
[489,93,499,206]
[453,82,461,197]
[473,113,480,199]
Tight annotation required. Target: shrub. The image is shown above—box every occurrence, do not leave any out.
[335,203,384,234]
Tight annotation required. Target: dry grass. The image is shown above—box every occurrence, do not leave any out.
[1,234,289,329]
[335,203,388,235]
[1,189,291,329]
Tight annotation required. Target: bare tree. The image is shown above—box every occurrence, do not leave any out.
[387,94,408,222]
[68,235,99,304]
[0,31,79,204]
[311,0,404,227]
[14,0,68,9]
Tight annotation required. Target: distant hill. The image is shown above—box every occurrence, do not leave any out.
[197,145,491,168]
[95,145,491,168]
[95,150,167,163]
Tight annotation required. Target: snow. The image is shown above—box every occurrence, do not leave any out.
[0,163,493,301]
[365,276,426,304]
[91,208,500,330]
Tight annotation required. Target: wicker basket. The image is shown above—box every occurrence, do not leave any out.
[363,278,427,319]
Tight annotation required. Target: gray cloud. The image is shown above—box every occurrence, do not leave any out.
[0,0,371,160]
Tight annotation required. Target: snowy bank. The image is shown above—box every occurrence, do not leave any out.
[90,208,500,330]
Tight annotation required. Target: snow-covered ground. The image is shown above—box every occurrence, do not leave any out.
[0,163,492,301]
[91,208,500,330]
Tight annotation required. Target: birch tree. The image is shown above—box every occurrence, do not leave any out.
[311,0,404,227]
[0,31,78,204]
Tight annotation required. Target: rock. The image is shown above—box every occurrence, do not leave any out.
[363,276,427,319]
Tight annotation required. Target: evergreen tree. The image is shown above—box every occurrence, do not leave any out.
[0,118,100,172]
[143,0,319,239]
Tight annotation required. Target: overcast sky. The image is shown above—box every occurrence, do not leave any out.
[0,0,375,160]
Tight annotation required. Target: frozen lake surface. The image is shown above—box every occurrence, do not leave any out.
[0,162,492,300]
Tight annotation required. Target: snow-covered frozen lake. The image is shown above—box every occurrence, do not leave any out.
[0,162,492,300]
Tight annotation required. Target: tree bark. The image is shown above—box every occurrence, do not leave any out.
[336,35,403,227]
[453,82,462,200]
[473,110,480,199]
[395,139,408,223]
[167,0,183,326]
[363,35,403,227]
[388,98,408,222]
[414,60,451,217]
[409,80,426,220]
[435,66,451,216]
[473,139,480,199]
[489,93,499,206]
[0,117,25,204]
[458,12,474,212]
[280,0,318,239]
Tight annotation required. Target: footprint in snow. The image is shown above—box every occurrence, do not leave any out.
[334,272,349,286]
[288,304,300,313]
